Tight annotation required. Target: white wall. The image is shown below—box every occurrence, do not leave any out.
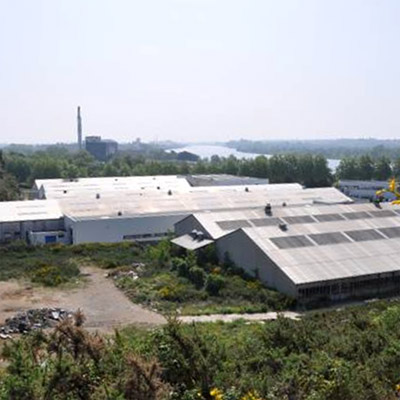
[67,214,187,244]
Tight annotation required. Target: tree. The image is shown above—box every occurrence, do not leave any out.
[373,157,392,181]
[336,157,359,180]
[357,155,374,180]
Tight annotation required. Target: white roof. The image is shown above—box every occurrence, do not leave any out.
[0,200,63,223]
[35,175,192,199]
[59,185,350,220]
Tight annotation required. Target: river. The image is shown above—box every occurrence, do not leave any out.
[171,145,340,172]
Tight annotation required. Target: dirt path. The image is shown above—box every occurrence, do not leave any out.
[178,311,301,324]
[0,266,165,333]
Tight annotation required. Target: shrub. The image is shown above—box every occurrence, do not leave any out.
[29,261,80,286]
[205,274,225,296]
[188,267,206,289]
[173,258,190,278]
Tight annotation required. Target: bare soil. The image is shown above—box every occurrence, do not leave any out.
[0,266,165,334]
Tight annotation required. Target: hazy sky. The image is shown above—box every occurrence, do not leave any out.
[1,0,400,144]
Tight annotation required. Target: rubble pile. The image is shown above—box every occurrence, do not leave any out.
[0,308,73,338]
[106,263,145,281]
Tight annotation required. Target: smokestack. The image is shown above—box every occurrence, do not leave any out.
[77,106,82,150]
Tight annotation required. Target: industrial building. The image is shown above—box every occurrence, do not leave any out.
[173,202,400,302]
[338,180,395,201]
[85,136,118,161]
[0,200,66,245]
[0,175,350,246]
[33,175,270,200]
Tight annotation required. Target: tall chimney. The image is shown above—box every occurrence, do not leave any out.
[77,106,82,150]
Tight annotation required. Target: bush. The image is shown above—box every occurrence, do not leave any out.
[173,258,190,278]
[205,274,225,296]
[29,261,80,286]
[188,267,206,289]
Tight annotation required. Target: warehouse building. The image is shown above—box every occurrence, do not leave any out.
[0,200,66,245]
[0,176,351,245]
[338,179,395,201]
[59,183,348,244]
[173,202,400,302]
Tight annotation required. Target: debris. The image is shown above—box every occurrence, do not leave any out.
[106,268,141,280]
[0,333,11,340]
[0,308,73,336]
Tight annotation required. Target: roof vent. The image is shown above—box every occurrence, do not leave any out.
[279,223,288,231]
[117,211,122,216]
[245,187,249,192]
[282,202,287,207]
[96,193,100,199]
[168,190,172,196]
[157,186,160,190]
[63,190,67,194]
[197,231,205,241]
[265,203,272,215]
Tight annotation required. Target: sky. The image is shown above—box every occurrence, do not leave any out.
[1,0,400,144]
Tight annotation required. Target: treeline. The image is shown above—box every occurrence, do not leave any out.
[2,149,332,189]
[0,151,19,201]
[228,139,400,159]
[336,155,397,181]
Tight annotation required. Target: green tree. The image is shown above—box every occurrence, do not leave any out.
[373,157,392,181]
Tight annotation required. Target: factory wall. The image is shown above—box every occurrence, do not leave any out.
[65,214,186,244]
[215,229,298,297]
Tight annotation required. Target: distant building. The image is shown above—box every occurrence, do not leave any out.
[176,151,200,162]
[338,180,395,201]
[85,136,118,161]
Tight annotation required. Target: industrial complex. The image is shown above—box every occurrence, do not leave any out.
[2,173,400,302]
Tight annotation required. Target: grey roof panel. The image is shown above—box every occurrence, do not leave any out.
[313,213,346,222]
[216,219,252,230]
[369,210,397,218]
[282,215,315,225]
[309,232,351,246]
[342,211,372,220]
[378,226,400,239]
[344,229,385,242]
[250,217,283,227]
[270,235,314,249]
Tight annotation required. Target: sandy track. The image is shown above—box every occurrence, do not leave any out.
[178,311,301,324]
[0,266,165,333]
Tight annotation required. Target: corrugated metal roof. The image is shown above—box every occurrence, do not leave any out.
[179,201,400,286]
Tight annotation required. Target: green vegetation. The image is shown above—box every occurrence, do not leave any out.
[0,241,143,285]
[116,241,294,315]
[0,150,19,201]
[228,138,400,159]
[2,147,332,193]
[3,300,400,399]
[336,155,396,181]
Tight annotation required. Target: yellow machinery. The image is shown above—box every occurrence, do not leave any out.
[375,178,400,204]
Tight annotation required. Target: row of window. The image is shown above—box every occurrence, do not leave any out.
[123,232,169,240]
[299,274,400,298]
